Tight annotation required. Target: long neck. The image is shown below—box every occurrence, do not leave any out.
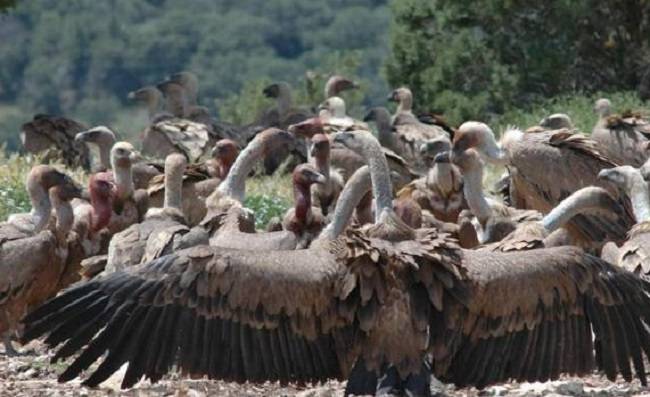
[185,83,198,106]
[313,155,330,179]
[98,144,111,170]
[397,95,412,113]
[51,197,74,241]
[113,165,133,200]
[28,183,51,232]
[360,141,393,222]
[319,166,372,240]
[90,195,112,232]
[164,165,184,211]
[542,187,614,233]
[218,142,263,202]
[629,177,650,223]
[375,110,396,148]
[462,163,492,225]
[166,92,186,117]
[147,93,162,120]
[293,183,312,224]
[278,89,292,115]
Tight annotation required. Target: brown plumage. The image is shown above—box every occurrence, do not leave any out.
[1,169,82,355]
[20,130,650,395]
[453,122,635,246]
[309,134,344,216]
[288,116,419,189]
[597,165,650,275]
[591,98,650,167]
[387,87,450,172]
[147,139,239,226]
[21,114,91,170]
[397,149,466,224]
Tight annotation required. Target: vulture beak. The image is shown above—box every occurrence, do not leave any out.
[362,110,374,122]
[129,150,143,163]
[127,91,136,100]
[311,171,327,185]
[434,151,451,164]
[74,130,89,142]
[317,101,328,112]
[597,168,615,182]
[387,91,398,102]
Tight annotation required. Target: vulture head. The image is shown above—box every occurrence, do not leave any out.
[75,126,117,149]
[288,117,324,139]
[262,82,291,99]
[318,96,346,118]
[420,137,452,165]
[324,75,359,98]
[393,198,422,229]
[211,139,239,178]
[88,172,115,233]
[539,113,573,130]
[310,133,331,161]
[49,181,82,203]
[598,165,645,194]
[110,142,139,169]
[453,121,505,164]
[431,150,463,201]
[292,163,327,188]
[387,87,413,111]
[594,98,612,118]
[127,86,163,105]
[450,146,483,175]
[255,128,295,156]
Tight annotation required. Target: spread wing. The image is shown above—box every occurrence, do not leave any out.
[20,245,357,388]
[427,246,650,388]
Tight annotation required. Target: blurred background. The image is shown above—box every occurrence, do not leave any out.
[0,0,648,153]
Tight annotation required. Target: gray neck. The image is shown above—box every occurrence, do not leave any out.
[374,110,396,149]
[113,165,134,199]
[164,164,184,211]
[319,166,372,240]
[51,197,74,240]
[98,144,111,170]
[28,182,51,232]
[427,163,456,194]
[482,142,508,166]
[629,176,650,223]
[217,141,263,202]
[462,164,492,225]
[278,89,292,116]
[397,96,412,114]
[541,187,607,232]
[358,137,394,221]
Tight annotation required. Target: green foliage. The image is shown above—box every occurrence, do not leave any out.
[245,172,293,229]
[0,0,15,12]
[494,91,650,135]
[0,152,33,220]
[386,0,650,124]
[0,0,390,148]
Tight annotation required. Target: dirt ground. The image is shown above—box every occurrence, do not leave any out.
[1,340,649,396]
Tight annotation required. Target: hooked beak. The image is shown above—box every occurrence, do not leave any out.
[129,150,143,163]
[597,168,615,182]
[75,130,90,143]
[387,91,398,102]
[332,132,346,145]
[312,172,327,185]
[127,91,136,100]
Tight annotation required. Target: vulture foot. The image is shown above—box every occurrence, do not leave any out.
[2,335,32,357]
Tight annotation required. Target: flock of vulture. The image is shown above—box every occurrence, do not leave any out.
[3,71,650,396]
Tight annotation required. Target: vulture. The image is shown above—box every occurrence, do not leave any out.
[1,167,82,355]
[452,121,635,247]
[75,126,161,189]
[323,75,359,100]
[280,164,327,247]
[127,86,173,123]
[591,98,650,167]
[20,129,650,397]
[397,144,466,224]
[309,133,344,216]
[104,153,200,275]
[259,81,313,174]
[598,165,650,276]
[482,186,625,253]
[450,146,541,244]
[288,116,419,189]
[21,114,91,170]
[148,139,240,226]
[387,87,450,172]
[318,96,368,132]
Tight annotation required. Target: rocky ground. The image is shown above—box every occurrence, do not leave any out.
[1,341,649,396]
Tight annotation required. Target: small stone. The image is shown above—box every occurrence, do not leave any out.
[555,381,584,396]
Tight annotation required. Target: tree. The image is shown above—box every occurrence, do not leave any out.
[385,0,650,124]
